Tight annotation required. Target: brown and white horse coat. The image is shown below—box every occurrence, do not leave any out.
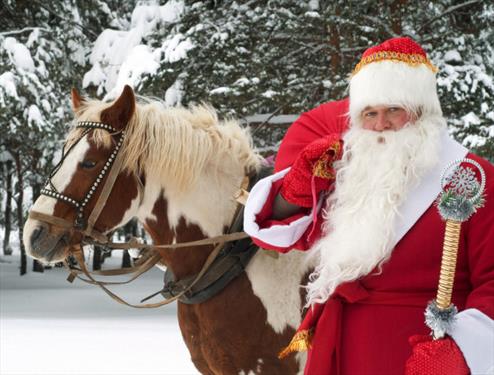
[23,86,311,374]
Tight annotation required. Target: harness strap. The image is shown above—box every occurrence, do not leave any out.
[28,164,258,308]
[161,240,258,304]
[29,211,108,243]
[66,252,162,285]
[69,240,225,308]
[85,144,126,236]
[102,231,249,250]
[29,210,249,250]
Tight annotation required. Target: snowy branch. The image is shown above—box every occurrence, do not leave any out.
[361,15,399,38]
[0,27,50,37]
[418,0,482,33]
[30,0,99,39]
[251,105,286,136]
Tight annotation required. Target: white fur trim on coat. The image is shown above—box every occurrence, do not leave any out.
[244,168,318,248]
[392,129,468,247]
[349,61,442,127]
[449,308,494,375]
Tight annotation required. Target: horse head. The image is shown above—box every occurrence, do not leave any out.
[23,86,141,263]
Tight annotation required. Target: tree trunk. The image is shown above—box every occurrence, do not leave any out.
[390,0,407,35]
[14,153,27,275]
[3,160,13,255]
[122,249,132,268]
[327,6,341,72]
[92,246,103,271]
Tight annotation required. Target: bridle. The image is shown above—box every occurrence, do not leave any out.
[37,121,127,240]
[29,120,253,308]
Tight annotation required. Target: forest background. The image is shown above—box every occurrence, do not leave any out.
[1,0,493,274]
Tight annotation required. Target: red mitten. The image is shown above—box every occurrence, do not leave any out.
[281,135,343,207]
[405,335,470,375]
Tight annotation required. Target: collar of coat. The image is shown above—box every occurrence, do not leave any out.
[392,129,468,247]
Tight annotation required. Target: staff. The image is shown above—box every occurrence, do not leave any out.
[406,158,486,375]
[427,158,486,338]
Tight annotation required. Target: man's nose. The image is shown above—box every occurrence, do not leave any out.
[374,113,391,131]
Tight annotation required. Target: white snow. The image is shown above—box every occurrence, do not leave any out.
[444,50,462,63]
[131,1,184,31]
[161,34,195,63]
[3,37,35,72]
[84,29,140,96]
[0,254,198,375]
[462,134,486,148]
[0,72,18,99]
[308,0,319,10]
[83,1,188,99]
[109,44,161,98]
[233,77,250,87]
[165,78,184,106]
[262,90,277,98]
[210,87,231,95]
[322,80,332,89]
[462,111,481,127]
[27,104,44,126]
[305,11,320,18]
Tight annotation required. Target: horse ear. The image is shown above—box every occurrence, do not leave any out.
[71,88,84,112]
[100,85,136,130]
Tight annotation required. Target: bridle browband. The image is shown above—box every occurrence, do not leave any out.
[40,121,126,232]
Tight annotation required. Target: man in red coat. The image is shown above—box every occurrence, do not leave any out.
[244,37,494,374]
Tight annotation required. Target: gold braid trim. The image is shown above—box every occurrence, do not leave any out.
[278,329,314,359]
[312,142,341,179]
[352,51,438,75]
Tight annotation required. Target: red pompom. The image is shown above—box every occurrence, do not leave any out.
[405,335,470,375]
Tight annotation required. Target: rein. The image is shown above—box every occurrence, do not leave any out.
[30,120,253,308]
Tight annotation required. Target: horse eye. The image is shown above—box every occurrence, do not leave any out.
[80,160,97,169]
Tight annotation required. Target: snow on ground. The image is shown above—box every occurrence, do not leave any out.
[0,254,198,375]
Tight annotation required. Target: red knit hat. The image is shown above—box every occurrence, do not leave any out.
[349,37,442,126]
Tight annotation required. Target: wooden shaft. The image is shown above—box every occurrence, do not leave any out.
[436,220,462,309]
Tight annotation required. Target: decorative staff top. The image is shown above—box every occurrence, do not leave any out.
[437,158,486,222]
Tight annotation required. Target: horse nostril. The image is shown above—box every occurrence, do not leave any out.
[30,226,46,247]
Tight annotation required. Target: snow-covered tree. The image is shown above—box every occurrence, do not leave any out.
[1,0,493,267]
[0,0,127,273]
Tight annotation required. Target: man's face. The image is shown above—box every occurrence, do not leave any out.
[361,105,415,131]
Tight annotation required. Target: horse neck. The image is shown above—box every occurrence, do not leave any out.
[137,171,242,279]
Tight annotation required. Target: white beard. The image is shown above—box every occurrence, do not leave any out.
[305,115,446,306]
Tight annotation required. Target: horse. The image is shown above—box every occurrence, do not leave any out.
[23,85,312,374]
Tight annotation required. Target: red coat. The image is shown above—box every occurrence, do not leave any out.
[245,99,494,374]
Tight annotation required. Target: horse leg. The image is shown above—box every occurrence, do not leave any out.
[177,302,216,374]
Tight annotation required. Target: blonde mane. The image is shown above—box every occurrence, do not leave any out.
[69,97,262,192]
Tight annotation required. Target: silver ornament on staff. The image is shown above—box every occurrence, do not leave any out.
[425,158,486,339]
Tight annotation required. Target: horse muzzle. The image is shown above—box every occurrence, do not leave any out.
[23,220,71,263]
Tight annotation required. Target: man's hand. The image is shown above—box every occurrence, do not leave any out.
[280,135,343,208]
[405,335,470,375]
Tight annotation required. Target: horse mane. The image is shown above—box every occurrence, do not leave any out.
[69,97,262,192]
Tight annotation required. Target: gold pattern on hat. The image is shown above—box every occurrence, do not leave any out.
[352,51,438,76]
